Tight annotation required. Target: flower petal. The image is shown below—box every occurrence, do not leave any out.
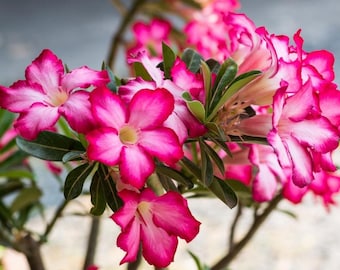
[90,86,126,129]
[60,90,96,133]
[0,81,46,112]
[128,88,174,129]
[120,146,155,188]
[140,220,178,268]
[25,49,63,94]
[14,103,59,140]
[139,128,183,165]
[86,127,122,166]
[152,191,200,242]
[61,66,109,93]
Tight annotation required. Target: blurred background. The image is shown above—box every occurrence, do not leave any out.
[1,0,340,269]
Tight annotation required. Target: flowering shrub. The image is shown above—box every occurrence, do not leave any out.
[1,0,340,269]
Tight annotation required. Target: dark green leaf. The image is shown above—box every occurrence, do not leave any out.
[90,171,107,216]
[199,139,214,186]
[156,164,193,188]
[205,58,221,74]
[0,180,24,197]
[62,151,85,162]
[106,64,118,93]
[209,177,238,208]
[156,172,178,192]
[16,131,85,161]
[181,48,203,73]
[0,109,15,137]
[186,100,206,123]
[209,137,232,158]
[10,187,42,212]
[200,60,212,105]
[199,140,225,176]
[162,42,176,79]
[98,165,122,212]
[0,150,27,172]
[64,163,94,200]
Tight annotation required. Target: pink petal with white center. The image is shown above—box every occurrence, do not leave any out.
[86,127,122,166]
[305,50,335,82]
[0,81,46,112]
[267,129,291,168]
[285,136,313,187]
[120,146,155,188]
[319,87,340,128]
[61,67,109,93]
[282,178,307,204]
[140,219,178,268]
[238,114,272,137]
[152,191,200,242]
[128,89,174,129]
[139,128,183,165]
[116,217,141,264]
[25,49,63,95]
[60,90,96,133]
[90,87,126,129]
[14,103,59,140]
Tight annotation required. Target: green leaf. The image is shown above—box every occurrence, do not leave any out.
[0,109,15,137]
[62,151,85,162]
[64,163,94,200]
[188,250,211,270]
[199,139,214,186]
[200,60,212,104]
[0,180,24,197]
[186,100,206,123]
[106,65,118,93]
[10,187,42,213]
[0,150,28,171]
[0,170,33,180]
[156,164,193,188]
[199,140,225,176]
[205,58,221,74]
[207,70,261,122]
[16,131,85,161]
[98,165,122,212]
[181,48,203,73]
[90,171,107,216]
[209,137,232,158]
[209,58,237,114]
[162,42,176,79]
[132,62,153,81]
[206,122,227,141]
[209,177,238,208]
[226,179,251,200]
[156,173,178,192]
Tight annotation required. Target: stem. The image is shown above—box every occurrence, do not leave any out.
[127,247,142,270]
[106,0,148,70]
[18,234,45,270]
[83,216,101,270]
[211,194,283,270]
[228,202,242,250]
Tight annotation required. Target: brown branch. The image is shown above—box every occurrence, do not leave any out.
[211,193,283,270]
[83,216,101,270]
[106,0,148,70]
[228,202,242,250]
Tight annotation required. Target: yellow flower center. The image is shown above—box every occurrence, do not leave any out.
[50,89,69,107]
[119,126,138,145]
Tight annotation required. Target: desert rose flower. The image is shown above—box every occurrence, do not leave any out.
[0,49,109,139]
[111,188,200,267]
[86,86,183,189]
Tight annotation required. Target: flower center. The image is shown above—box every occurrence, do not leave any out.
[50,89,69,107]
[119,126,138,145]
[136,201,152,225]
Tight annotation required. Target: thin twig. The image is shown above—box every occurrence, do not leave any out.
[106,0,148,70]
[111,0,128,15]
[83,216,101,270]
[228,202,242,250]
[211,193,283,270]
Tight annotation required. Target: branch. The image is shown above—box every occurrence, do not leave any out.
[211,193,283,270]
[228,202,242,250]
[83,216,101,270]
[106,0,148,70]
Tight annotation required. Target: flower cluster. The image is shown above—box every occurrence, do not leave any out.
[1,0,340,268]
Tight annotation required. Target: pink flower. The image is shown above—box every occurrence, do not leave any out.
[121,52,206,143]
[111,188,200,267]
[86,86,184,189]
[127,18,172,58]
[268,82,339,187]
[0,49,109,139]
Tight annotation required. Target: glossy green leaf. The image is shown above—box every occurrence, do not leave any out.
[162,42,176,79]
[98,165,122,212]
[10,187,42,213]
[209,58,237,113]
[156,172,178,192]
[209,177,238,208]
[156,164,193,188]
[199,140,225,176]
[64,163,94,200]
[205,58,221,74]
[62,151,85,162]
[186,100,206,123]
[200,60,212,104]
[90,171,107,216]
[181,48,203,73]
[16,131,85,161]
[199,139,214,186]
